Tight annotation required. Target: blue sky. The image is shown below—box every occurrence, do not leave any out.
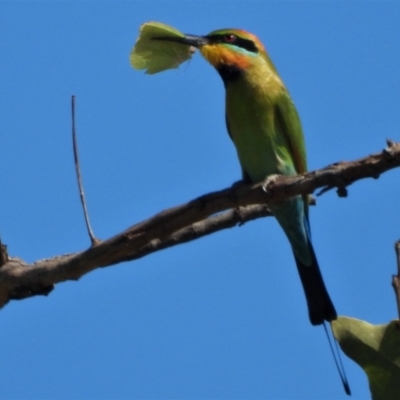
[1,1,400,399]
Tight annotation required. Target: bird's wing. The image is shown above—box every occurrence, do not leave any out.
[274,91,310,218]
[274,92,307,175]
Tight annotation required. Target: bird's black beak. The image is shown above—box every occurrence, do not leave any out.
[152,34,209,48]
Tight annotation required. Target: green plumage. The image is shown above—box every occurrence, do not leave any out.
[152,28,337,325]
[223,51,312,260]
[203,29,336,325]
[219,31,336,325]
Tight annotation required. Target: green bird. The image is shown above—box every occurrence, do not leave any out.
[155,29,337,326]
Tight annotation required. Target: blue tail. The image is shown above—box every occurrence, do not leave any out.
[293,240,337,325]
[271,196,337,325]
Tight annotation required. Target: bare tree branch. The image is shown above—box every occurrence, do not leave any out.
[0,140,399,309]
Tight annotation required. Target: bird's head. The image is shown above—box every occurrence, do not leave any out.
[154,28,277,82]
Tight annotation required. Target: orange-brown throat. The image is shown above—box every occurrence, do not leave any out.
[200,44,251,71]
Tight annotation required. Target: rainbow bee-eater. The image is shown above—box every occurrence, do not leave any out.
[155,29,337,326]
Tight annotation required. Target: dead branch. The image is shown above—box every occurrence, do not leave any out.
[0,140,399,309]
[71,96,99,246]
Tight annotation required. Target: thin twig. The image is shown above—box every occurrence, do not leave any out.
[392,240,400,322]
[71,96,99,246]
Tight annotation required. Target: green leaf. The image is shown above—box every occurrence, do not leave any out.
[130,21,194,75]
[332,317,400,400]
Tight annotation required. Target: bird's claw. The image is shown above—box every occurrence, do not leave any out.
[262,174,281,193]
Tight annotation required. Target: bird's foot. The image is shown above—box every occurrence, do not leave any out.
[262,174,281,193]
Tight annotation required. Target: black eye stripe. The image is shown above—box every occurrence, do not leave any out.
[207,34,258,54]
[235,37,258,53]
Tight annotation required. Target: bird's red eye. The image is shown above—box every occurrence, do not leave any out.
[224,34,236,43]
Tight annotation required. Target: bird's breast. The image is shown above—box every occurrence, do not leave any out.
[225,79,289,182]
